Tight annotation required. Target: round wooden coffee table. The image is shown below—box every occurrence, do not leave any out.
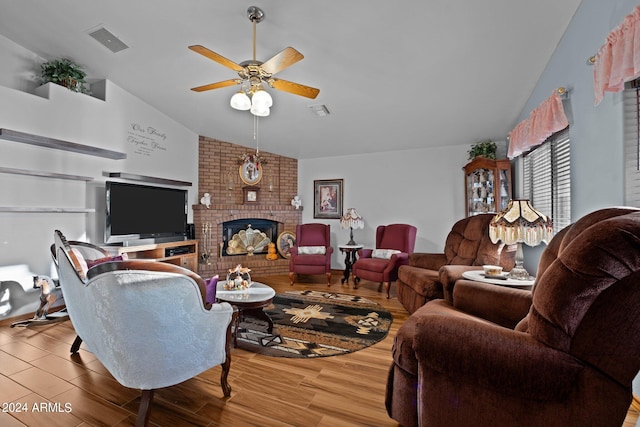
[216,281,276,346]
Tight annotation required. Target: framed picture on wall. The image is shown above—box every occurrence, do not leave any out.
[239,161,262,185]
[314,179,343,219]
[243,186,260,204]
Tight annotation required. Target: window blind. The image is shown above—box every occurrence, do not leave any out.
[522,127,571,232]
[624,80,640,207]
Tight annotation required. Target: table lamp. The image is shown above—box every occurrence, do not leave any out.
[489,199,553,280]
[340,208,364,245]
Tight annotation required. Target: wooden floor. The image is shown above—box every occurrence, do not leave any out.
[0,272,638,426]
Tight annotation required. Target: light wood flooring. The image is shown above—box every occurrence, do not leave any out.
[0,272,638,426]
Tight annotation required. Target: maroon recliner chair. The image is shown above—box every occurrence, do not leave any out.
[352,224,417,298]
[289,223,333,286]
[386,207,640,427]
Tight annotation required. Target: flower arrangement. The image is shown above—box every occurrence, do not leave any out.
[238,151,267,167]
[224,264,252,290]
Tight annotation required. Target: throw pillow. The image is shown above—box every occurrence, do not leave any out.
[372,249,401,259]
[205,275,219,304]
[297,246,327,255]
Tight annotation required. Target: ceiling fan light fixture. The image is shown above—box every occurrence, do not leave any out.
[250,104,270,117]
[189,5,320,114]
[230,91,251,110]
[251,88,273,108]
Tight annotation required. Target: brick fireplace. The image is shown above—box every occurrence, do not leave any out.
[194,136,302,278]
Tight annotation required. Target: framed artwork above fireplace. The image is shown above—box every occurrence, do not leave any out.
[243,186,260,204]
[239,161,262,185]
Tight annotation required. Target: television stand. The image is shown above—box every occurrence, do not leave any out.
[112,240,199,273]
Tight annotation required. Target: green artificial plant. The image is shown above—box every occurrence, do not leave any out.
[468,140,497,160]
[40,58,88,93]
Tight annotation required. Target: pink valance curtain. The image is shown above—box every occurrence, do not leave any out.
[593,6,640,106]
[507,91,568,159]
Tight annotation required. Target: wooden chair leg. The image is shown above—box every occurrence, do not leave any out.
[353,276,360,289]
[289,272,295,286]
[221,309,237,397]
[70,335,83,354]
[221,355,232,397]
[326,272,331,287]
[385,282,391,299]
[136,389,154,427]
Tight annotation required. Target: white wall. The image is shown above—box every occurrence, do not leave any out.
[299,144,470,269]
[0,34,199,283]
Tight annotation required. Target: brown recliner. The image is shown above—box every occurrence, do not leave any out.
[386,207,640,427]
[396,214,515,314]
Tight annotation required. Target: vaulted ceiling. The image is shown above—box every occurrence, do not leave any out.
[0,0,582,159]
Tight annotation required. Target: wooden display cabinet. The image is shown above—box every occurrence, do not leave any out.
[113,240,199,273]
[464,157,512,217]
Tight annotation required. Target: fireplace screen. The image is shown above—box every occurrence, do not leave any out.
[222,219,279,256]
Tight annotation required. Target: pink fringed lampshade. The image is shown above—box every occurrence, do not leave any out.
[489,199,553,279]
[340,208,364,245]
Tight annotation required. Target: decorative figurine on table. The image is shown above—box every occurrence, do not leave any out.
[224,264,252,290]
[291,195,302,209]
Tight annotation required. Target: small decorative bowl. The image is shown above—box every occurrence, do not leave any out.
[483,265,503,276]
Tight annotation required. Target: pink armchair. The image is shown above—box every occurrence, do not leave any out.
[289,223,334,286]
[352,224,417,298]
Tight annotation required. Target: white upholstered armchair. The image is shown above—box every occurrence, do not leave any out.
[54,230,235,427]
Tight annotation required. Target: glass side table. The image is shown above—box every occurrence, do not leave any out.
[338,244,363,285]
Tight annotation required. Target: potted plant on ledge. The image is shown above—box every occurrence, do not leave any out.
[40,58,88,94]
[468,140,497,160]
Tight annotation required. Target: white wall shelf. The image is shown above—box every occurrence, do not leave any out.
[0,128,126,160]
[0,166,93,181]
[105,172,192,187]
[0,207,95,213]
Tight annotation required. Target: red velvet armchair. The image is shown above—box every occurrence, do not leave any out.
[386,207,640,427]
[289,223,334,286]
[352,224,417,298]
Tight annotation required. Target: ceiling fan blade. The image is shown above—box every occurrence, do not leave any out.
[191,79,239,92]
[271,78,320,99]
[188,45,243,72]
[261,47,304,75]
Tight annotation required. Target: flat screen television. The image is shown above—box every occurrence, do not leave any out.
[105,181,188,245]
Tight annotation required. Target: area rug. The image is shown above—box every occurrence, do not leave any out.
[235,290,393,358]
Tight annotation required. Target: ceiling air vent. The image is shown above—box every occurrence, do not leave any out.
[309,105,330,117]
[88,26,129,53]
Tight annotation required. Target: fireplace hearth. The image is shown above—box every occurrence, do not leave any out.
[222,218,279,256]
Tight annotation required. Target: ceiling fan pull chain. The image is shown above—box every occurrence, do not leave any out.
[254,115,260,155]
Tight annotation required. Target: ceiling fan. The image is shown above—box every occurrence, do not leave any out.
[188,5,320,111]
